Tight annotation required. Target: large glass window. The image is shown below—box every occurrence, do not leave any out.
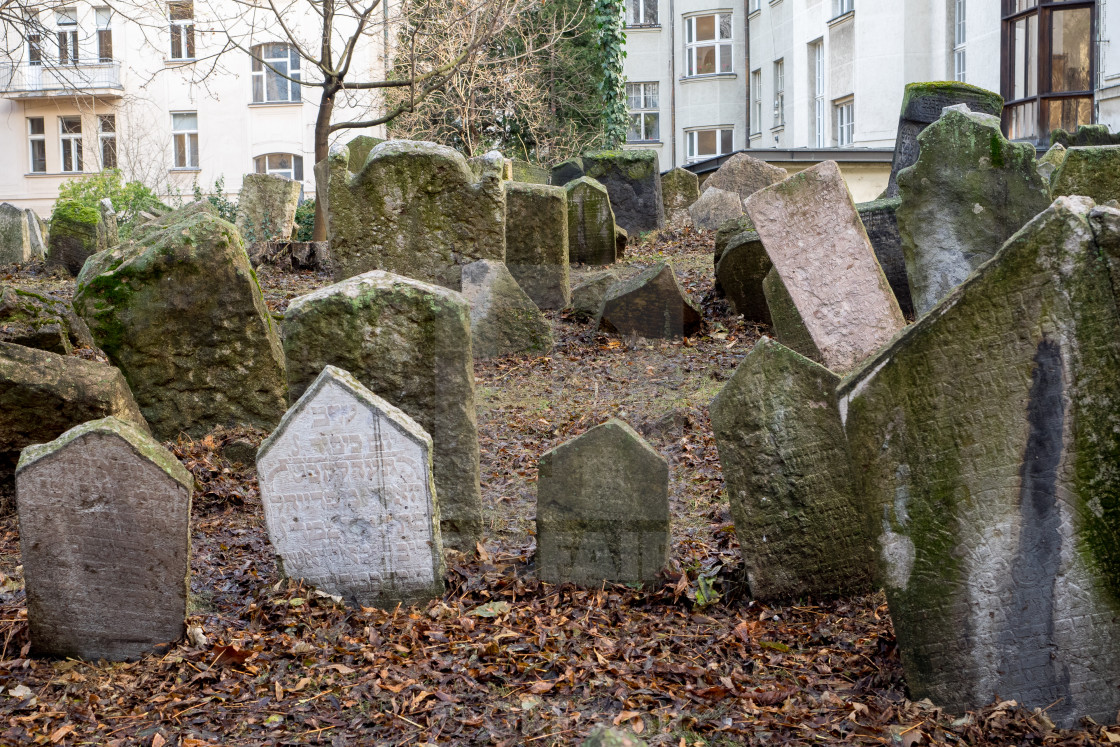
[99,115,117,169]
[751,69,762,135]
[172,112,199,168]
[626,0,657,26]
[169,1,195,60]
[686,128,733,162]
[811,42,825,147]
[28,118,46,174]
[626,82,659,142]
[773,59,784,127]
[254,153,304,181]
[685,13,732,76]
[252,43,302,103]
[97,8,113,62]
[60,116,83,173]
[835,98,854,146]
[57,9,78,66]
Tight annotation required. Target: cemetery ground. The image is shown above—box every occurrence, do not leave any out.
[0,232,1112,747]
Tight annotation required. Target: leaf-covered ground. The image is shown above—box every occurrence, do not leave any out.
[0,232,1114,745]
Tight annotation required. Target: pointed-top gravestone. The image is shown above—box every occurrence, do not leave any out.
[461,260,553,359]
[16,417,192,660]
[258,366,444,609]
[566,177,617,265]
[596,262,701,339]
[536,419,669,585]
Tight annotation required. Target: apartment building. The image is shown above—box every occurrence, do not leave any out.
[0,1,388,215]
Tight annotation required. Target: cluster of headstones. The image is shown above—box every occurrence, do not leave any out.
[707,82,1120,727]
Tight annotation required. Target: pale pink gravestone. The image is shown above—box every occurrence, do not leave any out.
[16,417,193,661]
[256,366,445,609]
[745,161,906,373]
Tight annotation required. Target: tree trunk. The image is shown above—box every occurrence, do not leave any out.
[311,85,338,242]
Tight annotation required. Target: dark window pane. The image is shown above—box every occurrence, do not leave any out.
[292,73,301,102]
[719,13,732,39]
[28,35,41,65]
[252,75,263,102]
[1050,8,1091,93]
[28,118,44,136]
[189,133,198,167]
[628,114,642,141]
[99,114,116,133]
[646,113,660,140]
[171,26,181,58]
[99,29,113,61]
[697,45,716,74]
[719,44,732,72]
[31,140,46,173]
[721,129,733,153]
[1013,15,1037,99]
[696,15,715,41]
[266,68,285,101]
[102,137,117,169]
[61,116,81,134]
[645,0,657,25]
[698,129,716,155]
[1006,100,1039,140]
[294,156,304,181]
[185,25,195,57]
[254,156,266,173]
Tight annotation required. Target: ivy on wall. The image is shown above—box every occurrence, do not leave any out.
[594,0,627,148]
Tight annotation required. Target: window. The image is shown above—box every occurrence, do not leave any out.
[254,153,304,181]
[811,42,825,147]
[99,115,117,169]
[28,118,46,174]
[832,0,854,17]
[627,0,657,26]
[97,8,113,62]
[169,1,195,60]
[28,33,41,66]
[172,112,199,168]
[751,69,762,135]
[60,116,83,173]
[836,98,854,145]
[252,43,302,103]
[954,0,966,82]
[1002,0,1094,141]
[626,82,660,142]
[685,13,733,76]
[57,9,78,66]
[749,0,761,12]
[686,128,733,162]
[773,59,785,127]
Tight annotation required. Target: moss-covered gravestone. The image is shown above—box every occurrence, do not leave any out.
[0,203,33,265]
[257,366,445,609]
[1037,142,1067,182]
[715,231,771,324]
[583,151,664,235]
[688,187,743,231]
[839,196,1120,727]
[47,199,110,277]
[569,270,619,319]
[661,167,699,225]
[537,419,669,585]
[510,160,550,185]
[897,106,1051,317]
[319,140,505,289]
[505,183,570,309]
[1050,123,1120,148]
[710,337,871,600]
[344,134,385,172]
[700,153,787,204]
[566,177,617,265]
[72,203,287,440]
[1051,146,1120,203]
[762,268,821,363]
[0,286,96,354]
[17,417,191,660]
[461,260,553,359]
[597,262,701,339]
[236,173,301,245]
[281,270,481,550]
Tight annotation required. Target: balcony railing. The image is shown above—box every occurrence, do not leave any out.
[0,61,123,97]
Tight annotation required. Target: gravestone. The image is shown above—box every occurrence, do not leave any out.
[569,270,619,318]
[505,182,570,309]
[317,140,505,289]
[597,262,701,339]
[714,230,770,324]
[839,196,1120,727]
[700,153,787,205]
[236,173,301,245]
[72,202,287,440]
[583,151,664,235]
[1051,146,1120,203]
[344,134,385,171]
[466,151,506,183]
[17,417,192,660]
[897,106,1051,316]
[257,366,444,608]
[99,198,118,249]
[47,199,109,276]
[745,160,905,373]
[1037,142,1067,182]
[688,187,743,231]
[762,268,821,363]
[1050,124,1120,148]
[566,177,617,265]
[710,337,871,600]
[550,158,584,187]
[25,209,46,258]
[0,286,96,354]
[884,81,1004,198]
[661,167,700,225]
[537,419,669,585]
[282,270,481,550]
[857,198,914,317]
[0,203,31,265]
[615,226,628,258]
[461,260,553,359]
[510,160,551,185]
[714,215,754,264]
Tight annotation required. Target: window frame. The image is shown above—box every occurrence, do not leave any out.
[835,98,854,146]
[169,1,195,61]
[626,0,658,27]
[171,111,199,169]
[625,82,660,142]
[28,117,46,174]
[685,127,733,163]
[954,0,966,82]
[59,115,83,173]
[57,9,78,66]
[99,114,117,170]
[831,0,854,19]
[750,68,762,135]
[96,7,114,63]
[251,43,303,104]
[684,13,734,77]
[254,153,304,181]
[28,32,42,66]
[773,58,785,128]
[811,41,825,147]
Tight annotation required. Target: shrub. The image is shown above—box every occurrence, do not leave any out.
[293,199,315,242]
[56,169,166,238]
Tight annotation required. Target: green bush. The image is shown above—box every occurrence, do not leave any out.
[293,199,315,242]
[193,176,238,224]
[56,169,166,238]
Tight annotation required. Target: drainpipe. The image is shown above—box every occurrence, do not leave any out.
[670,0,677,168]
[745,1,751,148]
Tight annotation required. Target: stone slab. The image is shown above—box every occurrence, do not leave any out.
[714,231,770,324]
[661,167,699,226]
[569,270,619,318]
[0,203,31,265]
[583,151,664,235]
[461,259,553,359]
[762,268,822,363]
[688,187,743,231]
[596,262,701,339]
[700,153,787,204]
[505,182,570,309]
[857,198,914,317]
[566,177,617,265]
[236,173,301,244]
[1051,145,1120,204]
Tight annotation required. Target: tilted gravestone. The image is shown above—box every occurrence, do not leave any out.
[710,337,872,600]
[537,419,669,585]
[281,270,481,551]
[344,134,385,172]
[1051,146,1120,204]
[569,269,619,318]
[25,209,46,258]
[505,182,570,309]
[715,230,770,324]
[762,268,821,363]
[566,177,617,265]
[461,259,553,359]
[746,160,905,373]
[688,187,743,231]
[897,106,1051,317]
[317,140,505,289]
[839,196,1120,727]
[47,199,110,277]
[700,153,787,205]
[856,198,914,317]
[236,173,301,245]
[17,417,192,660]
[0,203,32,265]
[661,167,699,225]
[257,366,445,608]
[0,286,96,355]
[73,202,287,440]
[583,151,664,235]
[596,262,701,339]
[884,81,1004,198]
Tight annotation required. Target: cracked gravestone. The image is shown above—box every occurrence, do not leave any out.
[583,151,664,235]
[461,259,553,359]
[596,262,701,339]
[505,182,570,309]
[566,177,618,265]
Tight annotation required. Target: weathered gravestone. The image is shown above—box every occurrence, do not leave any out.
[1037,142,1067,182]
[566,177,618,265]
[510,160,550,185]
[1050,123,1120,149]
[99,199,118,250]
[569,270,619,318]
[839,196,1120,727]
[0,203,32,265]
[897,105,1051,317]
[857,198,914,317]
[466,151,506,183]
[505,182,570,309]
[596,262,701,339]
[537,419,669,585]
[550,158,584,187]
[17,417,191,660]
[0,286,96,354]
[710,337,871,600]
[344,134,385,172]
[746,160,905,373]
[461,259,553,359]
[700,152,787,205]
[236,173,301,245]
[583,151,664,235]
[47,199,110,276]
[1051,146,1120,203]
[688,187,743,231]
[661,167,700,225]
[714,230,770,324]
[884,81,1004,198]
[281,270,481,550]
[317,140,505,289]
[762,268,822,363]
[73,202,287,440]
[257,366,444,608]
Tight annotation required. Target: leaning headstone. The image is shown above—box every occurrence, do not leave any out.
[236,173,301,245]
[710,337,871,600]
[762,268,821,363]
[661,167,700,225]
[550,158,584,187]
[537,419,669,585]
[897,106,1051,317]
[505,182,570,309]
[0,286,96,354]
[461,260,553,359]
[73,202,287,440]
[688,187,743,231]
[566,177,617,265]
[1037,142,1067,182]
[0,204,31,264]
[17,416,191,660]
[597,262,701,339]
[746,160,905,373]
[714,215,755,266]
[569,270,619,319]
[281,270,481,550]
[839,196,1120,727]
[583,150,664,235]
[857,198,914,317]
[884,81,1004,198]
[317,140,505,289]
[700,153,787,205]
[257,366,444,608]
[344,134,385,171]
[1051,146,1120,203]
[47,199,108,276]
[714,230,771,323]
